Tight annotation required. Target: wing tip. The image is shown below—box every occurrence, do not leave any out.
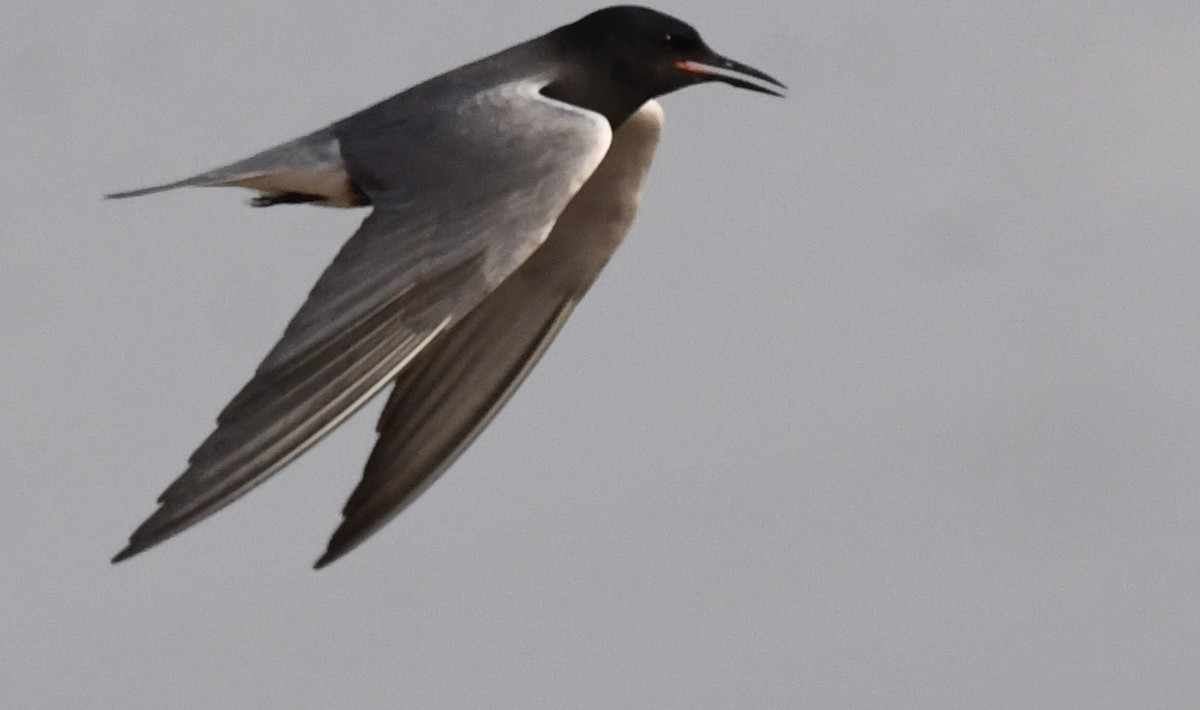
[111,507,183,564]
[313,522,369,569]
[111,540,146,564]
[312,546,343,570]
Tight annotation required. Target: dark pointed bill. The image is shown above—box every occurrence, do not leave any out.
[676,55,786,97]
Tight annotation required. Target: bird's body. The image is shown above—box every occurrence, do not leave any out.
[111,5,783,567]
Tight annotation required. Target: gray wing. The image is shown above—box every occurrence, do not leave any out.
[315,269,581,568]
[114,80,613,562]
[314,100,666,567]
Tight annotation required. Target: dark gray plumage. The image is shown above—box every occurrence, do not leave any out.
[110,6,784,568]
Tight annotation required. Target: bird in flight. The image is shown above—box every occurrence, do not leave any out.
[110,5,784,568]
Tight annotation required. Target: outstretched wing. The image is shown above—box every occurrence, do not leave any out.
[316,268,582,568]
[114,80,612,562]
[314,100,666,567]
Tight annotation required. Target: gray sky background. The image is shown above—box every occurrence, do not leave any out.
[4,1,1199,707]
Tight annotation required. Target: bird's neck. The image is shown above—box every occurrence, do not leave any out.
[540,64,650,130]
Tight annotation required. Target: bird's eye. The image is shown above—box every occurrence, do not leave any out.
[660,33,674,46]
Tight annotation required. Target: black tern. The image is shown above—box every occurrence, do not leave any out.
[110,5,784,568]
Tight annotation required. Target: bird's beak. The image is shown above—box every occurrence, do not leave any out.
[675,52,786,97]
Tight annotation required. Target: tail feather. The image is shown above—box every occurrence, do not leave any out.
[104,128,359,206]
[106,172,265,200]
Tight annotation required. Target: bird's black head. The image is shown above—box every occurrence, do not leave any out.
[543,5,785,127]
